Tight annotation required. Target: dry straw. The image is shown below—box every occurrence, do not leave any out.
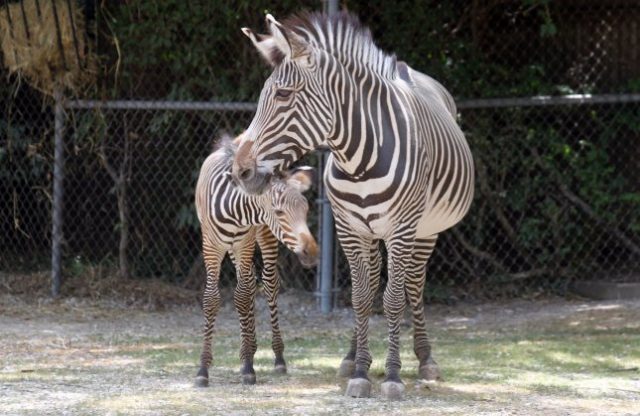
[0,0,96,95]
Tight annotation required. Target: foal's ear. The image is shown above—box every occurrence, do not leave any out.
[241,27,284,67]
[285,166,315,193]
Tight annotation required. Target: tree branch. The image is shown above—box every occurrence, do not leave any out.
[98,139,119,183]
[557,183,640,257]
[475,158,519,243]
[452,228,552,282]
[452,228,508,273]
[530,147,640,258]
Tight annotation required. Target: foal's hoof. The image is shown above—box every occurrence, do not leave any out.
[418,357,443,381]
[345,378,372,398]
[274,363,287,374]
[338,358,355,378]
[194,376,209,388]
[380,380,405,400]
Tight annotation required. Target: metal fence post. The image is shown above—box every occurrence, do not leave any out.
[51,87,65,297]
[317,150,335,314]
[323,0,338,15]
[316,0,339,314]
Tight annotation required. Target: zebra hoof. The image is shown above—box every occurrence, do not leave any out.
[345,377,372,398]
[274,364,287,374]
[241,373,256,385]
[194,376,209,388]
[418,357,443,381]
[338,358,355,378]
[380,380,405,400]
[195,367,209,387]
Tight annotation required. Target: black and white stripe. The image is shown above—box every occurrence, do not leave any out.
[194,135,316,387]
[234,11,474,399]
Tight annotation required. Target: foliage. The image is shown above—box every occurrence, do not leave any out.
[433,104,640,299]
[0,81,52,269]
[1,1,638,298]
[102,0,319,100]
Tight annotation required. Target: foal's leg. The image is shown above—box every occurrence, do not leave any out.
[339,240,381,378]
[256,226,287,374]
[406,235,442,381]
[230,231,259,385]
[195,236,224,387]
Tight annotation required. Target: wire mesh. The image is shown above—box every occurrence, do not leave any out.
[1,1,639,305]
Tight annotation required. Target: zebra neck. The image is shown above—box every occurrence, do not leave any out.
[228,181,270,226]
[247,192,271,225]
[327,71,408,180]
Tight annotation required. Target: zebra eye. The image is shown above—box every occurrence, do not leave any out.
[275,89,294,100]
[274,209,285,216]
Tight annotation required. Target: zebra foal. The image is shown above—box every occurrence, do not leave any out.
[194,133,318,387]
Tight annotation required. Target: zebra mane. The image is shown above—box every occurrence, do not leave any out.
[282,11,397,79]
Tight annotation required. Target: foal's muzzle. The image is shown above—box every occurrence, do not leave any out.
[295,233,319,268]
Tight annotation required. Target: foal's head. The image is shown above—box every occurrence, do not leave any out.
[263,166,318,268]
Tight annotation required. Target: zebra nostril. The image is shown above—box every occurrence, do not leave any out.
[239,167,254,180]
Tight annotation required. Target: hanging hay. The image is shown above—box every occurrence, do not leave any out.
[0,0,96,95]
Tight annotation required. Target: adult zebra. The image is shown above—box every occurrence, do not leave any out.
[232,12,474,399]
[195,133,318,387]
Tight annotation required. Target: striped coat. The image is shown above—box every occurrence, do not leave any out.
[194,135,317,387]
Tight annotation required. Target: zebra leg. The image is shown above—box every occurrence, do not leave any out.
[407,236,442,381]
[256,226,287,374]
[195,238,224,388]
[339,240,381,378]
[337,228,375,398]
[380,237,415,400]
[230,234,259,385]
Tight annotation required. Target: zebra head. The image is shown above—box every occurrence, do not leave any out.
[232,14,335,194]
[266,166,318,268]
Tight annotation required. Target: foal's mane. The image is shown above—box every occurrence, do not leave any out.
[281,11,397,79]
[212,133,238,168]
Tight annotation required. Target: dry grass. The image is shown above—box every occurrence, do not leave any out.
[0,290,639,415]
[0,0,96,94]
[0,270,199,312]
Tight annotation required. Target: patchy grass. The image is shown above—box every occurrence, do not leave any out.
[0,294,639,415]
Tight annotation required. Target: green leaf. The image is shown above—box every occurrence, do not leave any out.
[540,21,557,38]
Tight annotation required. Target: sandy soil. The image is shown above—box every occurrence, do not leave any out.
[1,291,639,415]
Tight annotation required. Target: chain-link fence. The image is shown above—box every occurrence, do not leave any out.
[2,1,639,308]
[0,94,323,292]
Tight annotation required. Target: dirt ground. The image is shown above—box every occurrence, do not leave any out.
[1,289,639,415]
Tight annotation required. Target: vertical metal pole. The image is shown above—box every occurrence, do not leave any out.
[317,0,339,314]
[51,87,65,297]
[318,0,338,315]
[319,151,335,314]
[323,0,339,15]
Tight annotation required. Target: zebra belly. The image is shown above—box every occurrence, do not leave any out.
[327,194,401,240]
[206,222,253,251]
[326,173,422,239]
[415,197,466,238]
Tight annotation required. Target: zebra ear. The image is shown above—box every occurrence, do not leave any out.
[266,14,309,61]
[286,166,315,193]
[241,27,285,67]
